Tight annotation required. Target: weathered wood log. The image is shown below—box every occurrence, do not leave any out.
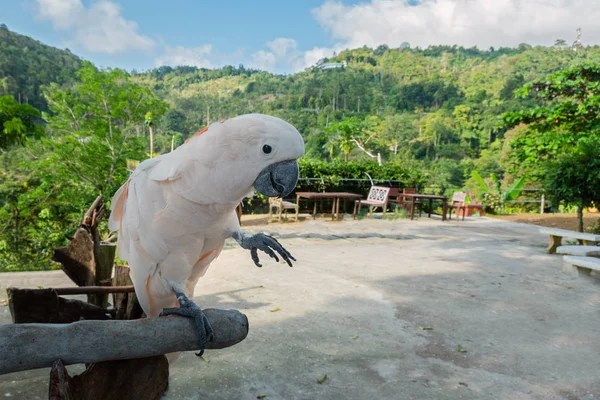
[49,357,168,400]
[9,286,135,296]
[7,286,135,324]
[112,266,143,320]
[7,288,112,324]
[79,196,112,307]
[49,360,84,400]
[52,196,116,307]
[91,243,116,308]
[0,308,249,375]
[53,234,95,288]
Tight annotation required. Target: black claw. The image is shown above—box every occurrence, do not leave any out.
[265,236,295,266]
[250,233,295,267]
[251,248,262,267]
[243,232,296,267]
[261,245,279,262]
[159,291,213,356]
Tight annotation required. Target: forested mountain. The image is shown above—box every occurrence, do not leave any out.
[132,43,600,165]
[0,25,82,110]
[2,22,598,166]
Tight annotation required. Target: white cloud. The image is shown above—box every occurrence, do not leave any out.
[267,38,298,59]
[302,45,346,68]
[154,37,334,74]
[154,45,215,69]
[153,45,245,69]
[36,0,154,54]
[36,0,82,30]
[312,0,600,51]
[247,38,305,73]
[249,49,278,72]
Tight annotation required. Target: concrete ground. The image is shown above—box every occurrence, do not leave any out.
[1,215,600,400]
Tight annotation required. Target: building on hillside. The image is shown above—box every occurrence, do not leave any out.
[315,59,347,70]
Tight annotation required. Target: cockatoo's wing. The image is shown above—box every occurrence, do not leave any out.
[109,154,232,317]
[109,156,185,315]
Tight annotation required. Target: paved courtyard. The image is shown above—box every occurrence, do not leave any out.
[1,216,599,399]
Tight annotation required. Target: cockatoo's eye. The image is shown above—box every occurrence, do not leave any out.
[262,144,272,154]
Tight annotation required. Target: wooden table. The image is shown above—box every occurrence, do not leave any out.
[295,192,363,220]
[395,193,448,221]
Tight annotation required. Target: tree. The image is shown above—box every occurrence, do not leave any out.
[0,64,168,271]
[40,62,168,196]
[324,118,357,162]
[553,39,568,49]
[0,144,70,271]
[159,109,186,134]
[416,110,455,160]
[545,139,600,232]
[325,117,382,164]
[380,113,418,157]
[503,63,600,183]
[0,95,44,149]
[504,63,600,134]
[145,111,154,158]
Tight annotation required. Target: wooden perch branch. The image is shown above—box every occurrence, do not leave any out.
[0,308,248,375]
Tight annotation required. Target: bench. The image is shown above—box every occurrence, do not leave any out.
[353,186,390,219]
[268,197,299,223]
[557,246,600,257]
[562,256,600,277]
[446,192,484,221]
[539,227,600,254]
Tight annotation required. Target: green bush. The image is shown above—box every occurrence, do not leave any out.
[298,158,429,188]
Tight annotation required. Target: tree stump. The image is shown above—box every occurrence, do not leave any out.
[49,357,169,400]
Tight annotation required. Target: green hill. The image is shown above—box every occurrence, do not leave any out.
[3,25,600,170]
[0,24,82,110]
[133,43,600,162]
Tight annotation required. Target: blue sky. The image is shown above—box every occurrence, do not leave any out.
[3,1,600,74]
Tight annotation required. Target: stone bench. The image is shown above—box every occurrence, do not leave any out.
[557,245,600,257]
[562,256,600,277]
[539,227,600,254]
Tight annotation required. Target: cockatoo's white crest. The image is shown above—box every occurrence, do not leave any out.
[144,113,305,205]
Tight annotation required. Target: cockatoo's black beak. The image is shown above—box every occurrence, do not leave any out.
[254,160,299,197]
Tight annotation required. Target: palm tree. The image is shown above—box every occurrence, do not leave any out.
[144,111,154,158]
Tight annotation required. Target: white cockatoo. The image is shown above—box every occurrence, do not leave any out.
[108,113,304,355]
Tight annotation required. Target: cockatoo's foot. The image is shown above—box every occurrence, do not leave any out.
[159,290,214,357]
[232,231,296,267]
